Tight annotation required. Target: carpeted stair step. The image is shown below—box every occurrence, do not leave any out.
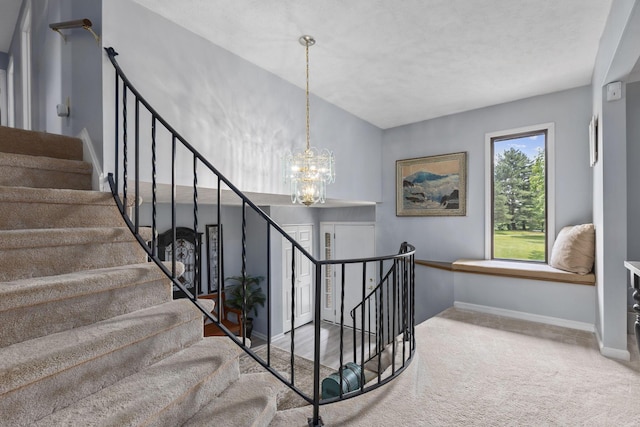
[0,299,213,427]
[0,152,92,190]
[0,226,152,281]
[0,125,83,160]
[0,262,184,348]
[183,372,282,427]
[33,337,242,427]
[0,186,130,230]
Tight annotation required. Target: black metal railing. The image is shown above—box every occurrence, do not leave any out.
[104,47,416,427]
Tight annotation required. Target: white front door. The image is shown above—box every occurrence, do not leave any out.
[282,225,314,332]
[320,223,376,330]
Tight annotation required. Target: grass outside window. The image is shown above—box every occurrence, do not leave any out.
[493,230,545,262]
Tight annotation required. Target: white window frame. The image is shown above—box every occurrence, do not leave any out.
[484,122,555,262]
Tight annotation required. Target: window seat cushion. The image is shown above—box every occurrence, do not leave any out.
[451,259,595,285]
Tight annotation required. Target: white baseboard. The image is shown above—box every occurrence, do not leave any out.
[595,327,631,361]
[77,128,106,192]
[453,301,595,332]
[251,331,285,342]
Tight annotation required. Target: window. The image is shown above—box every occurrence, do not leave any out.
[485,123,555,262]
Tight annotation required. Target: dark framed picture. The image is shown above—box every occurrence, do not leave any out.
[206,224,223,293]
[396,152,467,216]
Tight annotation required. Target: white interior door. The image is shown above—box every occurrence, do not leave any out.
[321,223,376,330]
[283,225,313,332]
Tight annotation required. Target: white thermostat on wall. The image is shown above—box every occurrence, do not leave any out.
[606,81,622,101]
[56,103,70,117]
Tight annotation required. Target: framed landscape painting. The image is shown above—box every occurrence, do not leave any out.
[396,152,467,216]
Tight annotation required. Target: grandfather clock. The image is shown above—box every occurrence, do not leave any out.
[157,227,202,299]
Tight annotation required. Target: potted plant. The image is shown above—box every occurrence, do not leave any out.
[224,274,266,339]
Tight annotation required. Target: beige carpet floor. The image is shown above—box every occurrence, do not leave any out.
[271,307,640,426]
[239,345,334,411]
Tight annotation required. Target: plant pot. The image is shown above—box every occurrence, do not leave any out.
[245,318,254,339]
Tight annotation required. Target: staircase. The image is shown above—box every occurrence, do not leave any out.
[0,126,281,426]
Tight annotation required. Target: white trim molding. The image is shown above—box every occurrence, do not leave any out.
[454,301,594,333]
[77,128,106,192]
[595,327,631,361]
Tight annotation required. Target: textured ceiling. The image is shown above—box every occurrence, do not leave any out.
[131,0,613,129]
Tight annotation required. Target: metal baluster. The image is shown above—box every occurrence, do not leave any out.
[151,116,157,257]
[392,258,398,375]
[171,136,176,279]
[339,261,345,398]
[217,176,222,320]
[377,260,385,382]
[241,201,247,345]
[290,243,296,384]
[312,263,322,425]
[367,293,371,358]
[387,264,391,346]
[134,98,139,233]
[360,262,366,391]
[411,253,416,352]
[193,154,199,300]
[267,224,271,366]
[350,265,356,364]
[114,74,119,195]
[122,86,128,216]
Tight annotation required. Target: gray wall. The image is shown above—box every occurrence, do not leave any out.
[591,0,640,357]
[627,81,640,306]
[102,0,382,204]
[9,0,103,160]
[379,86,594,325]
[0,52,8,69]
[628,81,640,262]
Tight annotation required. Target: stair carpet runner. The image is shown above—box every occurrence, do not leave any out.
[0,126,282,426]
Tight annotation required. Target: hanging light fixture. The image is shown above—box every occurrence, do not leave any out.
[283,35,335,206]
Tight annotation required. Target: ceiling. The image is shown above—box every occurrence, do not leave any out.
[0,1,618,207]
[131,0,613,129]
[0,1,614,128]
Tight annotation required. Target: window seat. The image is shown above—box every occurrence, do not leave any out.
[417,259,595,285]
[453,259,595,285]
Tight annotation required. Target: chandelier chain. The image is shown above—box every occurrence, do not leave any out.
[305,42,310,151]
[283,35,334,206]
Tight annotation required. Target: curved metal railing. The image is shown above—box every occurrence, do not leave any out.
[104,46,416,426]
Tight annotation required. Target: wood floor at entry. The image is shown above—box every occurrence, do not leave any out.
[253,321,374,370]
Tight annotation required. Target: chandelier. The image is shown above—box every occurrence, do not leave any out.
[283,35,335,206]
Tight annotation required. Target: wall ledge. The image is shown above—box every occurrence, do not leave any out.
[417,258,595,285]
[452,259,595,285]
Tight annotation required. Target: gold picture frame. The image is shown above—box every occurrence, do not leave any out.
[396,152,467,216]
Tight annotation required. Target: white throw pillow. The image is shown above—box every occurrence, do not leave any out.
[549,224,595,275]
